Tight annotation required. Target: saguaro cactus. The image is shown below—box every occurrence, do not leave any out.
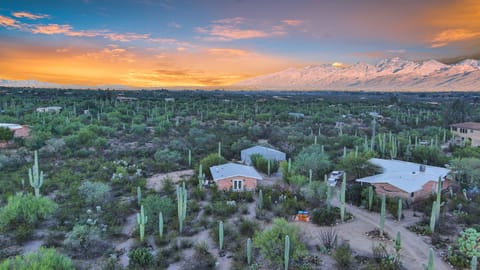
[284,235,290,270]
[218,141,222,157]
[340,174,346,223]
[137,205,148,242]
[471,256,477,270]
[308,169,312,184]
[137,186,142,206]
[268,159,271,176]
[198,164,204,190]
[368,186,373,211]
[394,231,402,261]
[397,198,403,221]
[219,221,224,251]
[159,211,164,238]
[326,185,332,210]
[425,248,434,270]
[258,189,263,210]
[29,150,44,197]
[430,201,437,233]
[247,238,252,265]
[188,149,192,168]
[435,177,442,221]
[380,194,386,237]
[177,182,187,233]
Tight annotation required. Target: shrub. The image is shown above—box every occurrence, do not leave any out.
[78,181,111,206]
[253,218,307,268]
[311,207,340,226]
[457,228,480,258]
[0,194,57,236]
[63,224,108,258]
[128,247,154,269]
[211,201,237,218]
[333,243,353,270]
[142,195,175,233]
[239,219,260,238]
[0,247,74,270]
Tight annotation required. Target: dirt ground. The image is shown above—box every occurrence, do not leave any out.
[146,169,194,192]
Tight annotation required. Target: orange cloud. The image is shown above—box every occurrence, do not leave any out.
[208,48,249,56]
[32,24,73,34]
[282,19,303,26]
[0,15,20,28]
[197,17,285,41]
[430,29,480,48]
[12,12,49,20]
[104,32,150,42]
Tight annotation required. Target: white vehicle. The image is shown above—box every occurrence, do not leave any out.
[329,170,344,180]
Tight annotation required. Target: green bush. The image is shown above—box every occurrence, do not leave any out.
[63,224,108,258]
[0,194,57,236]
[0,247,74,270]
[78,181,111,206]
[142,195,175,233]
[333,243,353,270]
[128,247,154,269]
[457,228,480,258]
[311,207,340,226]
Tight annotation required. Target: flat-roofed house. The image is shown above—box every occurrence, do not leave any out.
[241,145,286,166]
[0,123,30,138]
[356,158,451,202]
[450,122,480,147]
[210,163,262,191]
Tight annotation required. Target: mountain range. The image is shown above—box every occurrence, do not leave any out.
[1,57,479,91]
[235,57,480,91]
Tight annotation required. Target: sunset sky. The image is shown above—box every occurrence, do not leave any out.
[1,0,479,88]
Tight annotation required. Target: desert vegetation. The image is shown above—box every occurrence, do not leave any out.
[0,88,479,269]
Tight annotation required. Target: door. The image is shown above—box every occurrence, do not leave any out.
[233,179,244,191]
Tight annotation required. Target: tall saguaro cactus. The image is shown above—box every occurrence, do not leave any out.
[137,186,142,206]
[219,221,224,251]
[425,248,434,270]
[368,186,374,211]
[247,238,252,265]
[137,205,148,242]
[284,235,290,270]
[435,177,442,221]
[258,189,263,210]
[397,198,403,222]
[159,211,164,238]
[430,201,437,233]
[340,174,346,223]
[29,150,44,197]
[380,194,386,237]
[471,256,477,270]
[177,182,188,233]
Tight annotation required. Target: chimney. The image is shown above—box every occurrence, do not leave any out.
[419,164,426,172]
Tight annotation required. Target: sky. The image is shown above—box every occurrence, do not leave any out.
[0,0,479,88]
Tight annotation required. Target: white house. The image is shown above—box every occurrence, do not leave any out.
[241,145,286,166]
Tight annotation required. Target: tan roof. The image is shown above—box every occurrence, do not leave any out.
[450,122,480,130]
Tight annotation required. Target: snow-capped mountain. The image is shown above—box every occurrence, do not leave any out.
[235,57,480,91]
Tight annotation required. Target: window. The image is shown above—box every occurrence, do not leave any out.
[233,179,243,191]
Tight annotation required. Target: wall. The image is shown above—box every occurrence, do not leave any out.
[451,127,480,147]
[374,179,452,202]
[216,176,258,191]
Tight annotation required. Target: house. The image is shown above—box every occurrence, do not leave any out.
[356,158,451,202]
[288,112,305,118]
[210,163,262,191]
[36,106,62,113]
[241,145,286,166]
[450,122,480,147]
[0,123,30,138]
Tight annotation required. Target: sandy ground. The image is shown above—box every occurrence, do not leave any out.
[146,169,194,192]
[317,194,453,270]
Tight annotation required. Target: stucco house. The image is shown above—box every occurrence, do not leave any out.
[450,122,480,147]
[36,106,62,113]
[356,158,451,202]
[241,145,286,166]
[210,163,262,191]
[0,123,30,138]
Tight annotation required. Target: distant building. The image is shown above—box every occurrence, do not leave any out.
[356,158,451,202]
[288,112,305,118]
[450,122,480,147]
[210,163,262,191]
[0,123,30,139]
[164,98,175,102]
[36,106,62,113]
[241,145,286,166]
[116,96,138,102]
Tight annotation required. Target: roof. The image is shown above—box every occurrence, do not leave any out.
[0,123,23,130]
[210,163,262,182]
[356,158,450,193]
[450,122,480,130]
[241,145,285,156]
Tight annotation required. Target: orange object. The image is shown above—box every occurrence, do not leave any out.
[295,211,310,222]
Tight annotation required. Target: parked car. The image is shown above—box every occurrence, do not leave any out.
[329,170,344,180]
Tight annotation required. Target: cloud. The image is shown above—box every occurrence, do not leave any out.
[386,49,406,54]
[282,19,303,26]
[0,15,20,28]
[197,17,284,41]
[12,12,49,20]
[104,33,150,42]
[430,28,480,48]
[168,22,181,29]
[208,48,249,56]
[31,24,73,34]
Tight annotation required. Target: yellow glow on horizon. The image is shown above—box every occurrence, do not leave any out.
[332,62,344,67]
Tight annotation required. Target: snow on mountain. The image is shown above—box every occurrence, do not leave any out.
[235,58,480,91]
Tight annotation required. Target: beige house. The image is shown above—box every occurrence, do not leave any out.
[450,122,480,147]
[356,158,451,202]
[210,163,262,191]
